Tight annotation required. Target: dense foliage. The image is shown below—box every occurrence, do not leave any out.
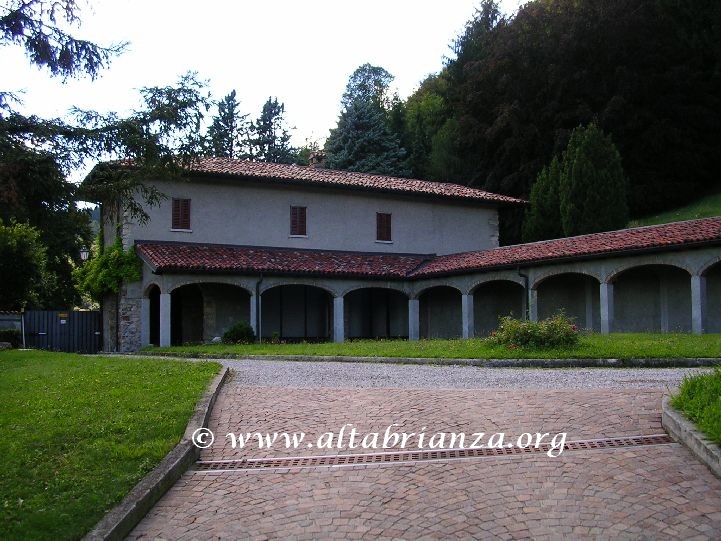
[205,90,250,159]
[222,321,256,344]
[73,237,141,302]
[490,313,580,349]
[0,221,47,310]
[399,0,721,242]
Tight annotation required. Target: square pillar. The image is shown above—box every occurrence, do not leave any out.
[408,298,420,341]
[529,289,538,322]
[333,296,344,343]
[249,293,258,337]
[691,274,707,335]
[159,292,171,347]
[600,282,614,335]
[140,298,150,347]
[462,294,474,339]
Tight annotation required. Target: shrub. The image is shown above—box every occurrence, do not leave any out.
[490,312,579,349]
[222,321,255,344]
[0,329,22,348]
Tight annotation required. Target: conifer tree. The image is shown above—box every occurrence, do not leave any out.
[559,123,628,236]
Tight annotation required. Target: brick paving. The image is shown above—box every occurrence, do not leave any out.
[129,364,721,540]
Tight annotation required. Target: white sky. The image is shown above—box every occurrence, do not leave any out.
[3,0,524,149]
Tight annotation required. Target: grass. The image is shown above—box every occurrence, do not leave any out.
[672,368,721,445]
[145,333,721,360]
[628,191,721,227]
[0,350,220,541]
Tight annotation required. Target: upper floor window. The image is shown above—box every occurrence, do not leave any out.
[290,206,307,236]
[376,212,392,242]
[172,198,191,230]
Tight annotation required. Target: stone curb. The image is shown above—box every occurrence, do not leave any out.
[83,365,230,541]
[133,351,721,368]
[662,395,721,480]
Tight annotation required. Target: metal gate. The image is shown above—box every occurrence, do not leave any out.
[23,310,102,353]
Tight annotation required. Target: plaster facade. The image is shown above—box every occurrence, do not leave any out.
[119,179,500,256]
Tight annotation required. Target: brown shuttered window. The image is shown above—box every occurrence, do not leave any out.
[172,198,191,230]
[376,212,392,241]
[290,206,307,236]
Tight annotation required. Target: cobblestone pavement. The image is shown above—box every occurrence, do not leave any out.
[129,363,721,540]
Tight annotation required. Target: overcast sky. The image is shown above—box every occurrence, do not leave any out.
[3,0,525,148]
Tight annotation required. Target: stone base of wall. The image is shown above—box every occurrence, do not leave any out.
[102,284,142,352]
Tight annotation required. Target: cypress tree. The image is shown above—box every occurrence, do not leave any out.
[522,156,563,241]
[559,123,628,236]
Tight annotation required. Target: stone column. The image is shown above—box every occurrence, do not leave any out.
[600,281,614,335]
[528,289,539,322]
[408,298,420,341]
[140,297,150,347]
[333,296,345,343]
[691,274,707,335]
[462,294,474,339]
[159,292,171,347]
[249,293,258,338]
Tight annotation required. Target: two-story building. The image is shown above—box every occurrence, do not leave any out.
[99,157,721,352]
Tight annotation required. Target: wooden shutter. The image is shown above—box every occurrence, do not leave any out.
[172,198,191,230]
[291,206,306,236]
[377,213,391,241]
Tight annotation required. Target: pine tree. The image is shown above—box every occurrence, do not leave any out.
[559,123,628,236]
[251,97,294,164]
[325,64,410,176]
[205,90,250,159]
[325,99,410,176]
[522,156,563,241]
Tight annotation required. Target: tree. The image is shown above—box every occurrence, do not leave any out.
[1,1,210,306]
[0,220,47,310]
[0,144,92,306]
[205,90,250,159]
[522,156,563,242]
[401,0,721,242]
[341,63,395,111]
[0,0,126,104]
[250,97,294,164]
[558,123,628,236]
[325,64,410,176]
[325,99,410,176]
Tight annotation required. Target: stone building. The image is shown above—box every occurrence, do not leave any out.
[99,158,721,351]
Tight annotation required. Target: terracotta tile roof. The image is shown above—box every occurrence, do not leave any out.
[136,242,430,279]
[136,217,721,280]
[185,157,524,205]
[411,217,721,277]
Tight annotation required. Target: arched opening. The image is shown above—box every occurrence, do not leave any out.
[419,286,461,339]
[197,283,251,341]
[473,281,525,337]
[536,273,600,331]
[345,288,409,339]
[147,285,160,346]
[612,264,691,332]
[171,284,204,345]
[261,285,332,341]
[703,261,721,333]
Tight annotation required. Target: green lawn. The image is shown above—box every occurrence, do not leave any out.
[0,350,220,541]
[628,191,721,227]
[672,368,721,445]
[146,333,721,360]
